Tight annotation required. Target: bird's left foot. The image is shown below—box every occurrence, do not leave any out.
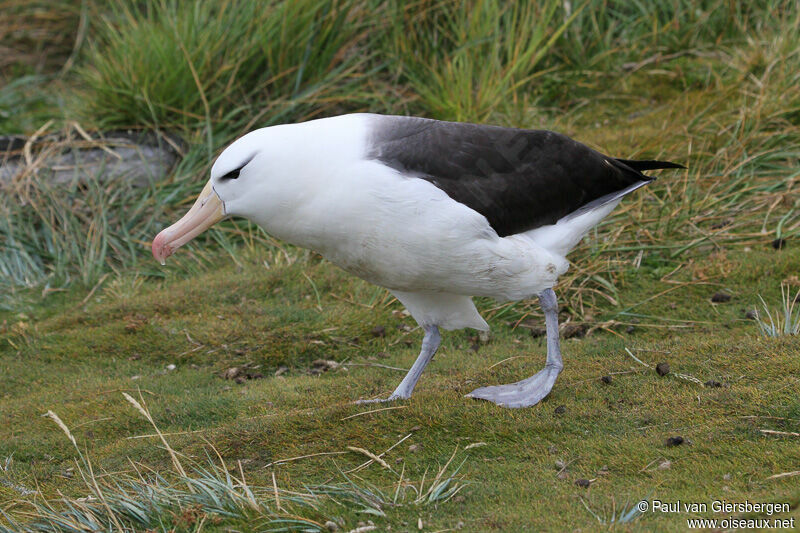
[355,394,407,405]
[466,365,561,408]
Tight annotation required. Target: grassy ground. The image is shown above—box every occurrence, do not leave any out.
[2,0,800,531]
[1,238,799,531]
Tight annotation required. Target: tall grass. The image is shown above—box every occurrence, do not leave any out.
[78,0,378,138]
[2,0,800,321]
[552,0,792,68]
[382,0,587,123]
[0,0,85,79]
[0,0,87,132]
[755,284,800,337]
[0,125,220,292]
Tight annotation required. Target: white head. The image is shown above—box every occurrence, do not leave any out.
[151,128,276,264]
[151,114,367,263]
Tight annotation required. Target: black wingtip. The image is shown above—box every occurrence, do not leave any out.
[615,158,686,171]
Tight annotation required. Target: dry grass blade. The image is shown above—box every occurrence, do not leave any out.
[264,451,348,469]
[760,429,800,437]
[673,373,704,385]
[346,433,413,474]
[44,410,76,448]
[415,446,459,504]
[766,470,800,480]
[42,410,125,533]
[272,471,282,511]
[624,347,651,368]
[121,391,189,482]
[346,447,392,470]
[238,460,259,511]
[340,405,407,420]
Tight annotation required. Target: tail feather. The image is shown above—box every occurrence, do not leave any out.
[615,158,686,172]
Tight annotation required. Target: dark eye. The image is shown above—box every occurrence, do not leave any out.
[219,168,241,181]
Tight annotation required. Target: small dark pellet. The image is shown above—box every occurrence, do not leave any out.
[666,436,684,447]
[711,292,732,303]
[772,238,787,250]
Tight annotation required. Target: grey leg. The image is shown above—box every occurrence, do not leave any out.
[357,325,441,404]
[466,288,563,408]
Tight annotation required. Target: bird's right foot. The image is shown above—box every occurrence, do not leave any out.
[466,364,562,408]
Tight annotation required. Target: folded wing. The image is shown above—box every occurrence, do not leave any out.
[367,115,683,237]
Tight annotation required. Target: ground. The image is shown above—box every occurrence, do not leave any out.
[2,243,798,531]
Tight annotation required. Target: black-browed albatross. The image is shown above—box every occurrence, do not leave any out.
[152,114,683,408]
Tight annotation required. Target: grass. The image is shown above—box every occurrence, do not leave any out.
[1,245,799,531]
[0,0,86,133]
[0,0,85,80]
[2,0,799,313]
[77,0,380,137]
[381,0,587,123]
[2,0,800,529]
[756,284,800,338]
[0,407,468,532]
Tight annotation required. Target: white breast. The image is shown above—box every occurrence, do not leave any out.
[238,114,570,302]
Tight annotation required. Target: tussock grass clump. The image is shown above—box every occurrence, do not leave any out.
[580,496,644,525]
[755,284,800,337]
[0,0,85,79]
[0,123,192,290]
[0,0,88,133]
[78,0,376,137]
[493,5,800,324]
[0,122,272,294]
[382,0,585,123]
[551,0,794,71]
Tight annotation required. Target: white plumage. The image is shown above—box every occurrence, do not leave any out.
[211,114,569,329]
[153,113,682,407]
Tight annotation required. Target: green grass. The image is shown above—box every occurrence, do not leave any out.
[755,284,800,338]
[3,0,799,317]
[77,0,381,137]
[381,0,586,123]
[1,244,799,531]
[2,0,800,529]
[0,0,85,133]
[0,406,468,532]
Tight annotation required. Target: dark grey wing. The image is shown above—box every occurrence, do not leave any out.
[366,115,675,237]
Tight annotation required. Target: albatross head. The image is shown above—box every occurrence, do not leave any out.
[152,114,361,263]
[151,130,269,264]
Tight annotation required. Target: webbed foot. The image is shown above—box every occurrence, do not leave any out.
[466,364,561,408]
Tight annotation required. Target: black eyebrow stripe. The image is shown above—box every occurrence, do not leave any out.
[218,154,255,181]
[219,168,240,180]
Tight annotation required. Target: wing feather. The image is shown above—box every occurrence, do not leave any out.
[367,115,679,237]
